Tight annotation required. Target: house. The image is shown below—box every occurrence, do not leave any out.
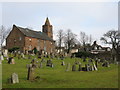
[91,41,111,54]
[6,17,55,54]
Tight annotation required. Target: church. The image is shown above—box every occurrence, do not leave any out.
[6,17,55,54]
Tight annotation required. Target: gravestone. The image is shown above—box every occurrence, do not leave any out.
[0,60,2,64]
[85,64,90,71]
[61,61,65,66]
[39,62,42,68]
[72,64,76,71]
[46,60,52,67]
[65,63,70,71]
[26,64,32,69]
[3,49,8,57]
[21,53,25,58]
[8,57,15,64]
[11,73,19,84]
[95,60,98,68]
[31,59,37,68]
[27,67,35,81]
[51,63,54,68]
[78,64,82,71]
[0,55,4,61]
[11,58,15,64]
[102,61,110,67]
[93,63,98,71]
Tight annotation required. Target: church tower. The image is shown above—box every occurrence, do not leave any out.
[42,17,53,39]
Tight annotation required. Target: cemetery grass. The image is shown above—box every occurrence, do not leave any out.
[2,56,118,88]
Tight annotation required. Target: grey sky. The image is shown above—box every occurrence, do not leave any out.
[1,2,118,46]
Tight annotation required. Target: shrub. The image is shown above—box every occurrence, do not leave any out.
[8,47,19,52]
[73,51,93,58]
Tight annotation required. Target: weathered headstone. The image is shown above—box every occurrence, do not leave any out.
[51,63,54,68]
[39,62,42,68]
[46,60,52,67]
[3,49,8,57]
[8,57,15,64]
[27,67,35,81]
[61,61,65,66]
[72,64,76,71]
[65,63,70,71]
[11,58,15,64]
[93,63,98,71]
[11,73,19,84]
[21,53,25,58]
[95,60,98,68]
[31,59,37,68]
[78,64,82,71]
[0,60,2,64]
[102,61,110,67]
[0,55,4,61]
[85,64,90,71]
[26,64,32,69]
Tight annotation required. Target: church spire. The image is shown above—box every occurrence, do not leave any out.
[45,17,50,25]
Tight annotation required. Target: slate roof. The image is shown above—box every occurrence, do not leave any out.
[15,25,54,42]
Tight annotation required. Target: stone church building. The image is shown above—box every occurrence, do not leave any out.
[6,17,55,54]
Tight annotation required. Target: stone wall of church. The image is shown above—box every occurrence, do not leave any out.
[6,25,25,52]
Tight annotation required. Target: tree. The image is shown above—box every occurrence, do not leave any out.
[0,25,11,47]
[100,30,119,62]
[79,31,88,46]
[56,29,64,49]
[64,29,77,53]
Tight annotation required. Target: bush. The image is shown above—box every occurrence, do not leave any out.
[33,47,37,54]
[73,51,93,58]
[8,47,19,52]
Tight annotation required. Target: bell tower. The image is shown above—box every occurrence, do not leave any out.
[42,17,53,39]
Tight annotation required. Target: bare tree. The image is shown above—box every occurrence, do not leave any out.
[64,29,77,53]
[56,29,64,48]
[79,31,88,46]
[100,30,119,62]
[0,25,11,47]
[89,34,93,45]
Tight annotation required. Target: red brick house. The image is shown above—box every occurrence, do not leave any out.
[6,17,55,54]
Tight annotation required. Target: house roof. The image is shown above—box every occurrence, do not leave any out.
[14,25,54,42]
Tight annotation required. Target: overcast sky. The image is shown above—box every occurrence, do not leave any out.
[0,1,118,47]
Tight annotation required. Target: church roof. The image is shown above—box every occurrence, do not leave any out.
[45,17,51,25]
[14,25,54,41]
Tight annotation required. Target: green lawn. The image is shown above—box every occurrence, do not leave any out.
[2,55,118,88]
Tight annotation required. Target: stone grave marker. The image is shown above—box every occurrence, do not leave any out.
[46,60,52,67]
[3,49,8,57]
[26,64,32,69]
[102,61,110,67]
[0,60,2,64]
[39,62,42,68]
[65,63,70,71]
[93,63,98,71]
[27,67,35,81]
[31,59,37,68]
[85,64,90,71]
[11,73,19,84]
[0,55,4,61]
[8,57,15,64]
[72,64,76,71]
[61,61,65,66]
[78,64,82,71]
